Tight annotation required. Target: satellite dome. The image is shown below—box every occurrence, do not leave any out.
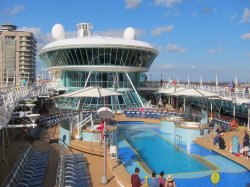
[52,24,65,40]
[124,27,136,40]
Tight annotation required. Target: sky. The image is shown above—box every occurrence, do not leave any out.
[0,0,250,83]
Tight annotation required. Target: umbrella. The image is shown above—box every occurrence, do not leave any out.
[157,86,186,95]
[58,86,121,98]
[171,87,219,98]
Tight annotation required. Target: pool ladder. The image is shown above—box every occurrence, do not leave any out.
[175,135,182,147]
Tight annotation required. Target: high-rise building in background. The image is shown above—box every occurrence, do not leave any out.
[0,24,37,87]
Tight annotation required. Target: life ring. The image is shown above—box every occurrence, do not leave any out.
[230,119,238,131]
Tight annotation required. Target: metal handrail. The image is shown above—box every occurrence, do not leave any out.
[175,135,182,147]
[75,114,92,128]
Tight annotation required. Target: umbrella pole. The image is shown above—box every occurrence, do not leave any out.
[211,102,213,121]
[183,98,186,112]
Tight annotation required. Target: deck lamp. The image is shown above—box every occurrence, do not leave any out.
[97,107,113,184]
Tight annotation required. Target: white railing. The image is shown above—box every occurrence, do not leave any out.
[75,114,94,138]
[0,84,50,129]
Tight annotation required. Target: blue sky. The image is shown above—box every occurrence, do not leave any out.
[0,0,250,82]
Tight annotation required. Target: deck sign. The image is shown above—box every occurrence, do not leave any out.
[211,172,220,186]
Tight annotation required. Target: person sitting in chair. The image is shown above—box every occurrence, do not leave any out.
[213,133,220,147]
[219,133,226,150]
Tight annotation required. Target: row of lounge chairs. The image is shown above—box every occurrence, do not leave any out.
[38,113,72,127]
[56,148,91,187]
[124,110,185,119]
[2,144,49,187]
[211,118,235,132]
[24,127,43,140]
[38,111,100,128]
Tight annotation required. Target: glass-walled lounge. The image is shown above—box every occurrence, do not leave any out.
[61,71,143,89]
[55,88,146,111]
[39,47,156,68]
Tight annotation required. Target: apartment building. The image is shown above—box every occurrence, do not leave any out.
[0,24,37,87]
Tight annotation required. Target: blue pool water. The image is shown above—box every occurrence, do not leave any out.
[119,125,210,174]
[117,121,250,187]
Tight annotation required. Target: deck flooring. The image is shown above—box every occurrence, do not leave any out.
[194,127,250,170]
[1,116,250,187]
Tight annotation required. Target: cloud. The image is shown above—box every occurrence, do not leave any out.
[19,26,146,53]
[154,0,182,8]
[241,8,250,23]
[3,4,25,16]
[202,7,217,14]
[207,47,223,55]
[165,43,186,53]
[150,63,176,71]
[230,13,237,22]
[151,25,174,36]
[19,27,53,51]
[241,32,250,40]
[96,28,145,39]
[190,65,195,69]
[191,12,197,17]
[96,29,124,38]
[125,0,142,9]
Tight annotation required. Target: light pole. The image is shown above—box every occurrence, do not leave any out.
[97,107,113,184]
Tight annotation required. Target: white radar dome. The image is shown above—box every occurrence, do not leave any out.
[124,27,136,40]
[52,24,65,40]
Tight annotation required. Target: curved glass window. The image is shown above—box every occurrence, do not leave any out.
[39,47,157,68]
[61,71,140,89]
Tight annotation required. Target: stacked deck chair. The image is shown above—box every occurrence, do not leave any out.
[56,148,91,187]
[24,126,43,140]
[1,144,49,187]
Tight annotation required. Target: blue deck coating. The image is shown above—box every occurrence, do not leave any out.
[117,122,250,187]
[118,140,147,178]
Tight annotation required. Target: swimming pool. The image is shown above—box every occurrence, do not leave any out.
[118,124,212,174]
[117,121,250,186]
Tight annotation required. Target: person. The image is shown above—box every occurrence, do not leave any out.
[165,174,176,187]
[216,126,224,134]
[151,171,158,187]
[131,167,142,187]
[243,130,249,158]
[158,171,165,187]
[213,133,220,147]
[97,120,109,144]
[219,133,226,150]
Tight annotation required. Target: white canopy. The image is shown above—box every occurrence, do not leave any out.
[171,88,219,98]
[58,86,121,98]
[157,87,186,95]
